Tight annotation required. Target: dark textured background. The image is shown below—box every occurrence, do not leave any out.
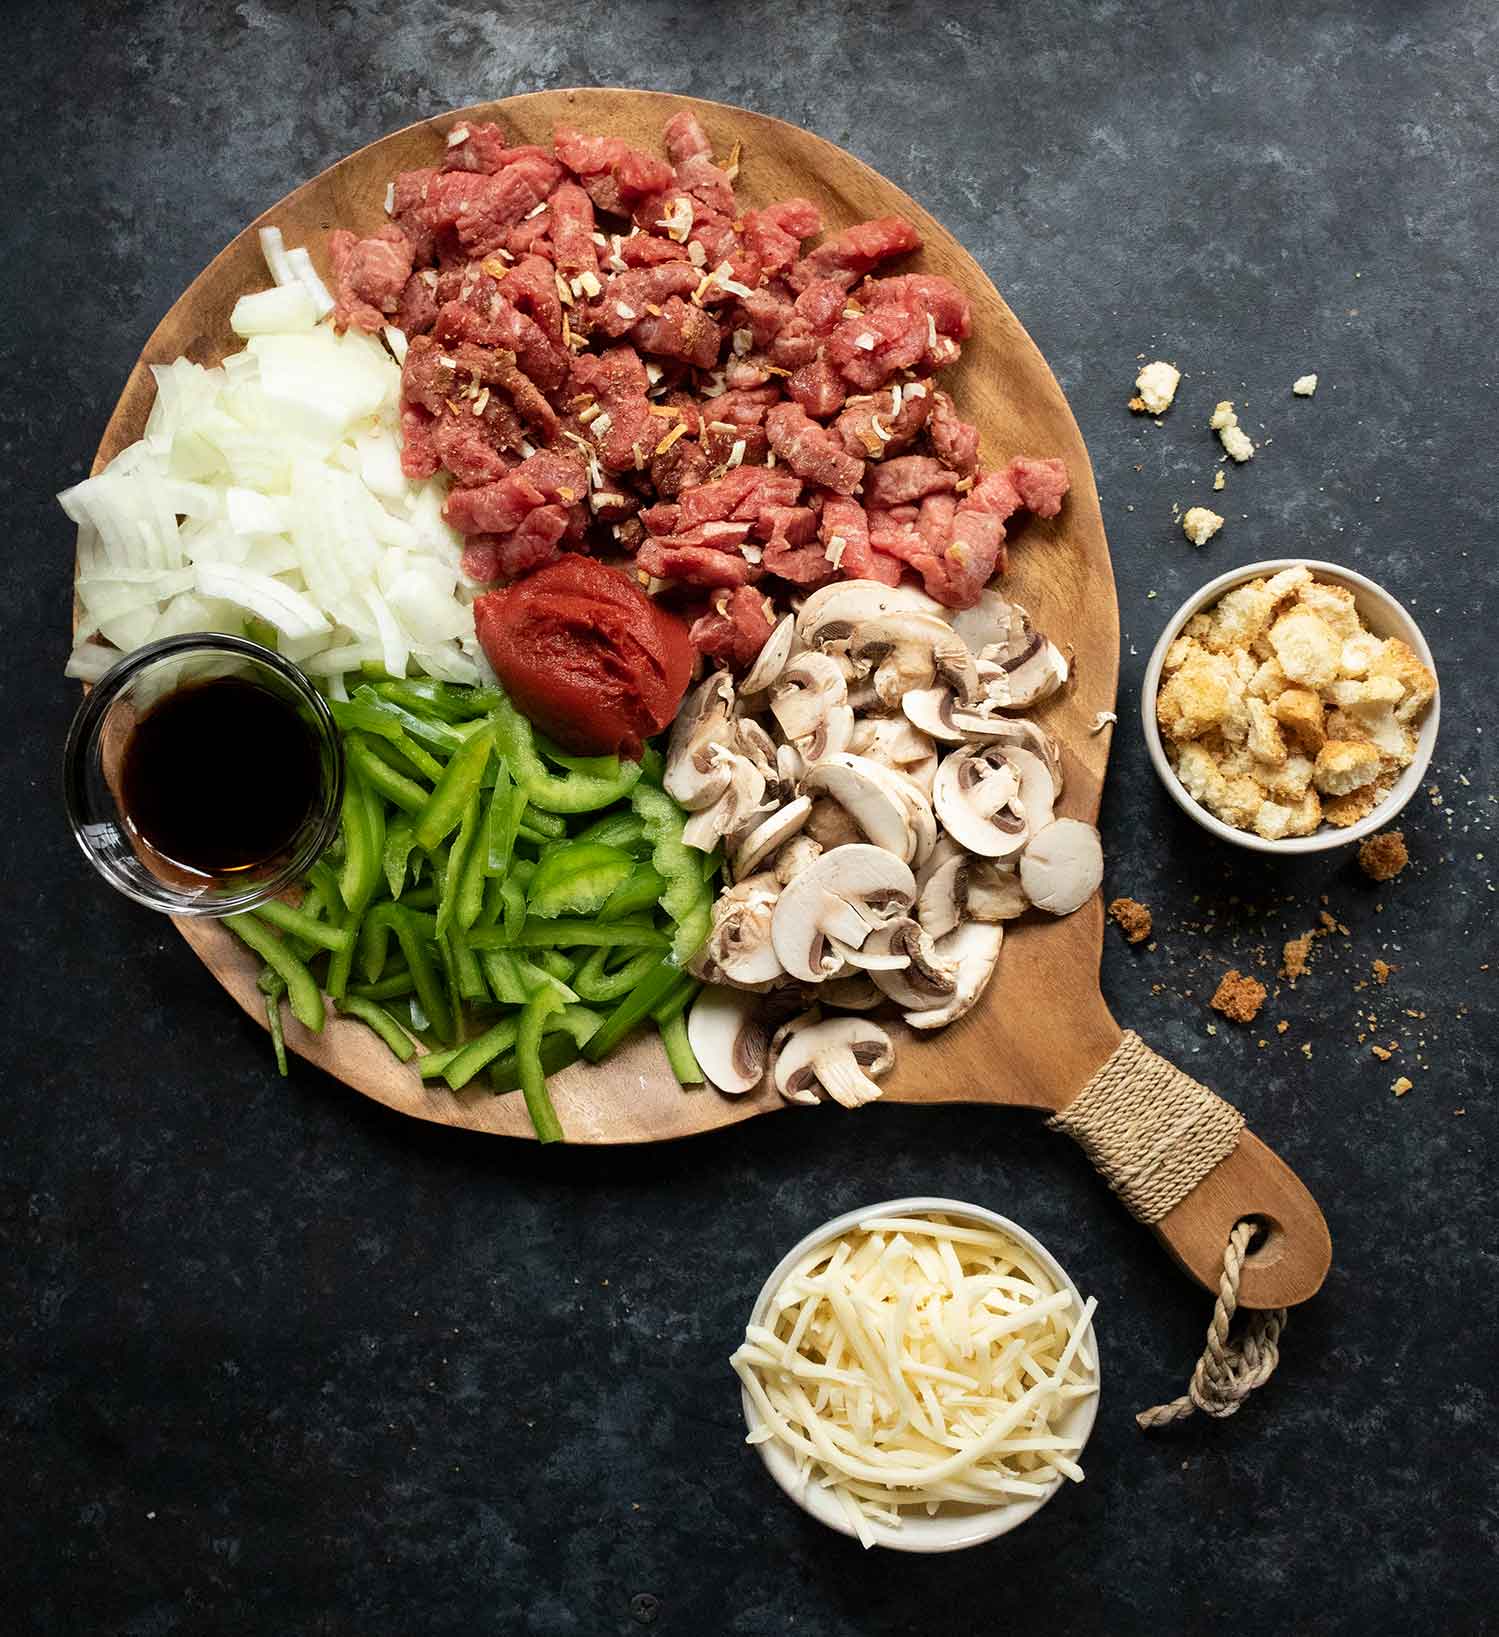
[4,2,1496,1632]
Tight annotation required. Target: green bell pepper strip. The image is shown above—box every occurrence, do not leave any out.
[526,842,634,919]
[383,818,419,899]
[416,1045,461,1080]
[400,885,438,910]
[329,767,384,1000]
[700,845,723,884]
[467,917,668,952]
[349,969,415,1002]
[534,948,576,982]
[336,996,417,1063]
[479,951,576,1006]
[456,817,488,932]
[533,734,624,782]
[629,783,714,964]
[227,913,324,1034]
[500,877,528,941]
[329,698,446,781]
[414,724,491,852]
[516,989,567,1143]
[597,864,668,922]
[571,811,649,856]
[358,734,435,787]
[573,946,662,1004]
[436,788,481,938]
[374,679,499,722]
[582,957,680,1062]
[484,763,525,878]
[441,1018,520,1091]
[305,858,345,917]
[659,1012,704,1086]
[252,897,354,957]
[435,931,464,1037]
[649,974,701,1027]
[519,805,567,839]
[516,821,554,846]
[488,1032,583,1094]
[638,743,665,784]
[490,690,642,813]
[449,928,488,1002]
[256,967,290,1076]
[360,904,449,1041]
[347,684,469,753]
[346,736,428,814]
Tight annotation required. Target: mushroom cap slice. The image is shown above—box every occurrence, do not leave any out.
[664,672,738,811]
[769,651,854,764]
[932,743,1030,860]
[680,753,767,850]
[1019,818,1103,916]
[977,604,1070,708]
[820,973,884,1011]
[771,1015,896,1109]
[705,871,784,985]
[865,761,939,869]
[688,985,770,1096]
[1001,745,1058,832]
[948,588,1018,655]
[917,857,1029,938]
[732,795,812,880]
[904,922,1004,1030]
[770,843,916,983]
[803,752,916,860]
[965,861,1029,923]
[868,919,961,1010]
[915,856,966,941]
[847,716,939,795]
[773,832,823,884]
[847,612,978,709]
[739,614,796,695]
[795,580,942,652]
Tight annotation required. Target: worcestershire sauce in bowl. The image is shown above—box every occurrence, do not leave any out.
[120,677,321,878]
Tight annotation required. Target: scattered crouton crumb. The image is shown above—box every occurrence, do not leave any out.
[1301,1042,1313,1058]
[1130,360,1180,415]
[1293,373,1319,396]
[1281,933,1315,983]
[1359,830,1408,882]
[1276,1020,1289,1035]
[1210,970,1267,1024]
[1181,505,1225,546]
[1209,400,1255,461]
[1392,1076,1413,1097]
[1108,897,1154,944]
[1372,959,1396,986]
[1371,1044,1392,1061]
[1212,469,1226,491]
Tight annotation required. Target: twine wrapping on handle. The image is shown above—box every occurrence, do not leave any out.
[1047,1031,1287,1426]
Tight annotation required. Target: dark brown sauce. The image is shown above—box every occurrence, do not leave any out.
[120,677,321,879]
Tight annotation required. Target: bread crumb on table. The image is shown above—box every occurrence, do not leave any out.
[1372,958,1396,986]
[1281,933,1315,983]
[1276,1020,1290,1035]
[1108,897,1154,943]
[1372,1044,1393,1060]
[1130,360,1180,415]
[1392,1076,1414,1097]
[1209,400,1256,462]
[1293,373,1319,396]
[1359,830,1409,881]
[1182,506,1225,546]
[1213,469,1226,491]
[1209,969,1267,1024]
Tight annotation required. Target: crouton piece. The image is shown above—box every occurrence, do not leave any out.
[1257,751,1315,803]
[1271,687,1326,753]
[1270,608,1341,690]
[1209,774,1267,829]
[1253,800,1294,840]
[1182,506,1225,546]
[1210,970,1266,1023]
[1170,740,1226,807]
[1248,657,1289,699]
[1359,830,1408,881]
[1162,634,1203,672]
[1209,401,1255,462]
[1156,650,1236,741]
[1183,611,1214,643]
[1330,676,1415,763]
[1321,781,1382,827]
[1246,697,1288,765]
[1281,934,1314,981]
[1295,579,1361,641]
[1205,580,1274,653]
[1108,897,1153,943]
[1367,638,1437,724]
[1263,565,1313,605]
[1283,788,1323,835]
[1293,373,1318,396]
[1339,630,1384,678]
[1130,361,1180,414]
[1314,739,1383,796]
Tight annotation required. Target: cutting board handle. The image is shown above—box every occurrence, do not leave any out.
[1051,1030,1331,1311]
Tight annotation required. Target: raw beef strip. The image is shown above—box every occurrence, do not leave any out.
[636,540,761,588]
[765,402,864,494]
[786,358,846,419]
[818,496,886,582]
[432,413,511,487]
[787,216,922,293]
[863,273,973,339]
[440,120,510,174]
[570,345,657,473]
[824,304,927,391]
[1006,456,1069,518]
[329,226,415,333]
[594,262,703,336]
[740,199,822,280]
[503,255,564,344]
[399,403,441,480]
[678,467,803,527]
[927,389,980,475]
[549,182,600,278]
[650,434,712,499]
[689,586,776,668]
[394,270,439,338]
[432,297,569,394]
[862,455,959,508]
[443,474,549,535]
[459,503,570,581]
[701,421,768,468]
[554,124,675,214]
[630,295,722,368]
[390,168,440,263]
[662,111,736,215]
[699,386,782,428]
[835,381,933,460]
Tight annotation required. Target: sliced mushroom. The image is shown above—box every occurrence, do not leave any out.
[704,871,784,986]
[770,844,916,983]
[664,672,738,810]
[932,743,1029,859]
[680,753,767,849]
[914,833,965,891]
[820,972,884,1010]
[868,919,960,1010]
[772,1015,896,1109]
[795,580,942,653]
[1001,746,1059,833]
[848,613,979,708]
[804,795,865,852]
[732,795,811,880]
[776,741,805,788]
[1018,818,1104,915]
[948,587,1018,654]
[687,985,770,1096]
[977,604,1069,707]
[803,753,916,859]
[917,856,1029,939]
[773,832,823,884]
[769,651,854,764]
[904,922,1004,1029]
[847,716,939,795]
[739,614,796,695]
[866,761,938,869]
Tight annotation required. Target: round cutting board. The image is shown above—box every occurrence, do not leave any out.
[91,89,1119,1141]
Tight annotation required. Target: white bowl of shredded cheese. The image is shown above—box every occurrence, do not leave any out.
[732,1199,1100,1551]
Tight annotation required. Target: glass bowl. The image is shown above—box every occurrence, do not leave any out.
[63,634,343,915]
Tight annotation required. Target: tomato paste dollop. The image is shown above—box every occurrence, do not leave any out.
[473,554,694,759]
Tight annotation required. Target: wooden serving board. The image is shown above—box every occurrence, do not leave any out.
[88,90,1330,1310]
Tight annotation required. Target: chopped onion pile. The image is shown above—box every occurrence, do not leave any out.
[61,231,486,695]
[732,1213,1098,1548]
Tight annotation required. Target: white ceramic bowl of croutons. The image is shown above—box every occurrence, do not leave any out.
[1142,559,1439,855]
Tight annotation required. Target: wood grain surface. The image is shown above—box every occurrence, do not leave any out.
[88,89,1329,1308]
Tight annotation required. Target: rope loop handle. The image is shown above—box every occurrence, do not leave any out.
[1136,1219,1287,1429]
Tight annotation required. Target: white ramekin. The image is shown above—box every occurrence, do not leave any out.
[1141,559,1439,855]
[738,1197,1101,1552]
